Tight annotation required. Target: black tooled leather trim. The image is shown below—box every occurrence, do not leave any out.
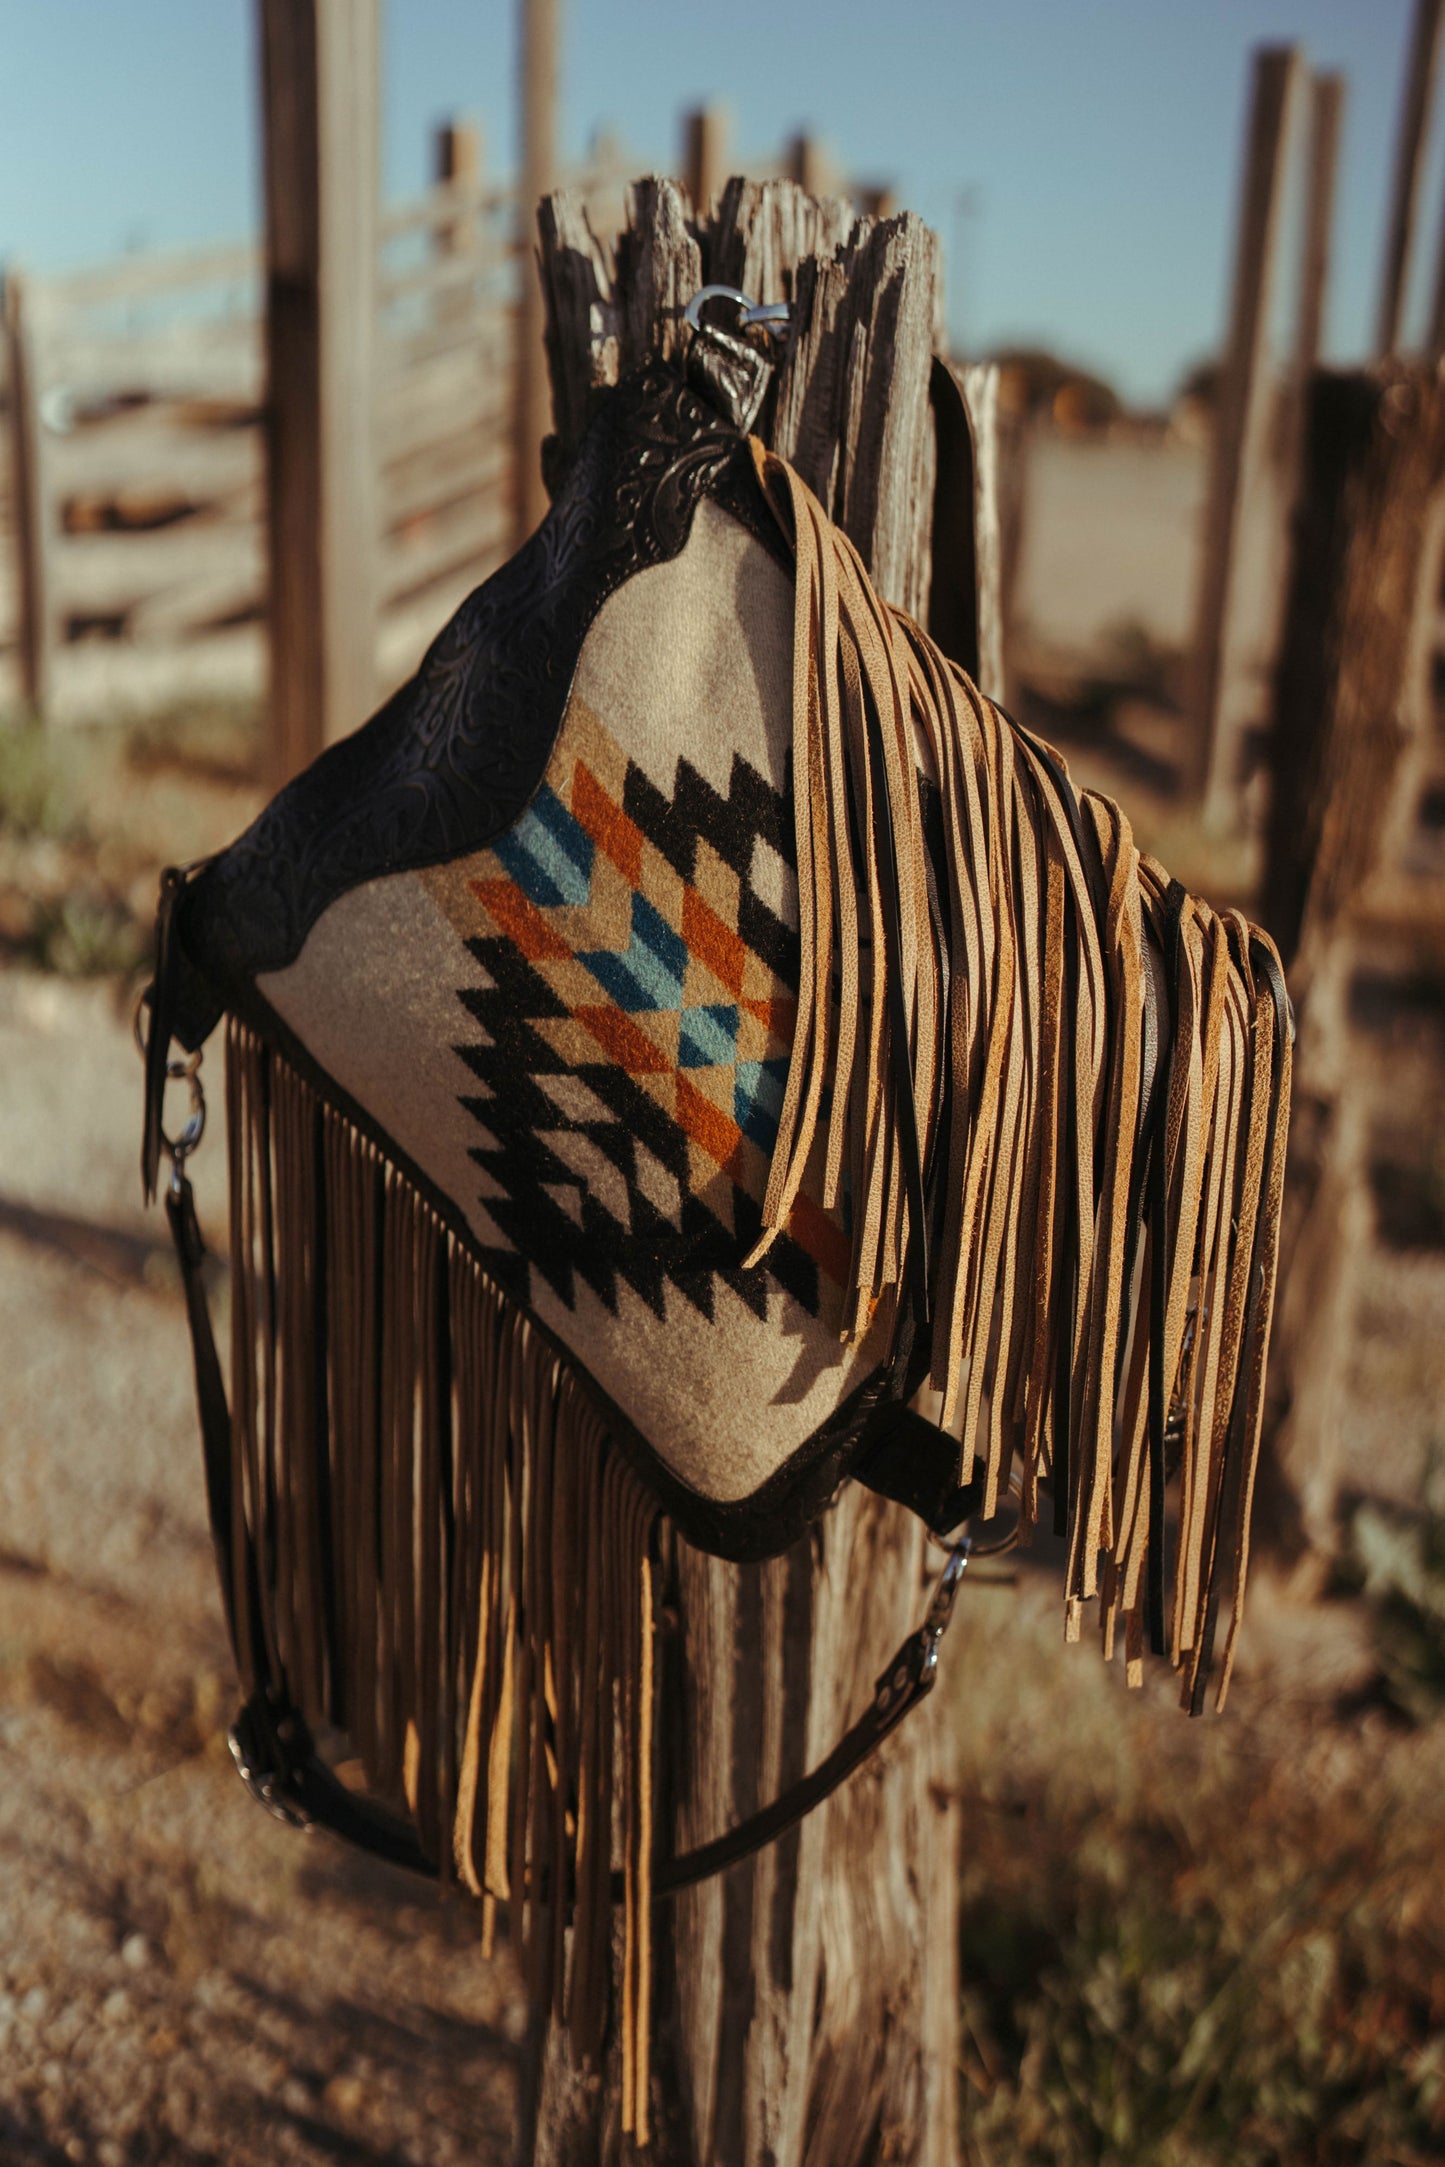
[228,979,898,1564]
[172,358,887,1557]
[178,364,783,1007]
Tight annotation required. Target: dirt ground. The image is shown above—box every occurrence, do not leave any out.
[0,971,528,2165]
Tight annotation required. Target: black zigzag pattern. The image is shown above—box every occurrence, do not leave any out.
[452,745,827,1327]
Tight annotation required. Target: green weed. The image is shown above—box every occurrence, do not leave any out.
[958,1752,1445,2163]
[1337,1448,1445,1727]
[122,695,260,786]
[19,891,148,978]
[0,720,85,843]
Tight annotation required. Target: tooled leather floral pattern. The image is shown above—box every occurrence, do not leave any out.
[181,365,777,996]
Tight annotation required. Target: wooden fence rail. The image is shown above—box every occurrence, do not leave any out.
[0,134,633,723]
[0,104,830,727]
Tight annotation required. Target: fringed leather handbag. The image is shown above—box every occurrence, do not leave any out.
[139,290,1291,2131]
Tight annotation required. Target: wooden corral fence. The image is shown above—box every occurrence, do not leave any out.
[2,241,264,718]
[0,129,633,724]
[1193,4,1445,846]
[0,96,852,733]
[1240,0,1445,1559]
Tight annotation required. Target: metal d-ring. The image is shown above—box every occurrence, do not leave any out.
[966,1469,1026,1561]
[924,1464,1026,1569]
[164,1071,207,1195]
[134,983,207,1194]
[683,284,791,340]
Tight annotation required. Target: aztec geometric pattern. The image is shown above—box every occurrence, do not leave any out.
[438,698,850,1328]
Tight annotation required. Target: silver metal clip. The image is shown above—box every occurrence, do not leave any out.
[684,284,791,340]
[133,988,206,1198]
[920,1533,973,1678]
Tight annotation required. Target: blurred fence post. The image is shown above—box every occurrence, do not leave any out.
[1296,73,1345,380]
[682,103,727,216]
[1188,44,1303,822]
[433,119,483,337]
[929,361,1006,700]
[787,133,826,196]
[259,0,379,785]
[514,0,559,545]
[434,118,482,257]
[3,268,55,719]
[1377,0,1444,357]
[1256,364,1445,1557]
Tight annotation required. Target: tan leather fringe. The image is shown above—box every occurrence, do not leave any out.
[220,444,1292,2133]
[225,1021,658,2133]
[747,446,1292,1709]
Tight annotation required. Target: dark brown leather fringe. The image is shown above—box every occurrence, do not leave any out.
[225,1019,659,2131]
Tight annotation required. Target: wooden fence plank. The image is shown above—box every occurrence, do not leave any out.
[378,153,621,248]
[376,313,512,382]
[378,241,508,314]
[1258,365,1445,1556]
[49,416,259,501]
[375,358,510,464]
[381,432,509,528]
[381,177,498,245]
[683,103,728,214]
[1188,43,1303,818]
[55,524,262,617]
[770,203,940,619]
[36,330,262,407]
[1377,0,1445,356]
[379,494,508,604]
[39,240,259,313]
[434,119,481,251]
[126,556,265,641]
[260,0,380,783]
[515,0,559,544]
[19,110,845,721]
[957,360,1006,698]
[1296,72,1345,378]
[3,270,56,714]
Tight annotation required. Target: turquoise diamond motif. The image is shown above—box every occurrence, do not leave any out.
[679,1004,739,1069]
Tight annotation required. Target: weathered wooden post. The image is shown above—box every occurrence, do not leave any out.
[519,175,960,2165]
[786,134,832,201]
[435,118,483,260]
[1188,43,1304,821]
[258,0,379,784]
[2,267,55,718]
[1377,0,1445,357]
[682,105,727,219]
[514,0,559,545]
[1295,75,1345,382]
[1256,362,1445,1557]
[955,363,1005,699]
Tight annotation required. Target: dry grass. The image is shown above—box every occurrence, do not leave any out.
[0,701,263,978]
[942,1474,1445,2165]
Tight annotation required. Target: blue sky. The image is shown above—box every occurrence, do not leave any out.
[0,1,1437,405]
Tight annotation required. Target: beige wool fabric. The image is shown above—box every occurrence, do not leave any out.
[261,499,885,1505]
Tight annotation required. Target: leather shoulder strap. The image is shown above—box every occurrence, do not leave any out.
[164,1164,976,1903]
